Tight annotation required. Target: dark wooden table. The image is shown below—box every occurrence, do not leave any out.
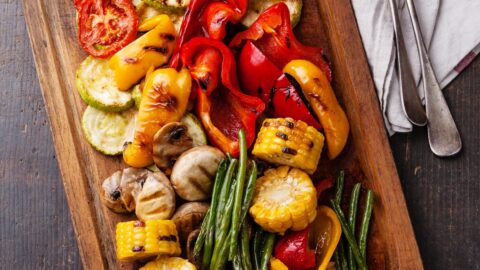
[0,2,478,269]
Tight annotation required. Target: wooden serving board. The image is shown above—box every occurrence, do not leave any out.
[22,0,423,269]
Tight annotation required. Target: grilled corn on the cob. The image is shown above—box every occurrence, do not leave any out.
[249,166,317,233]
[252,118,324,174]
[116,220,181,261]
[140,257,197,270]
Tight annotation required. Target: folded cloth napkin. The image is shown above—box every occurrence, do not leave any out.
[351,0,480,134]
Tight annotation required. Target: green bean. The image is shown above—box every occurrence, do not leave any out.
[193,210,210,261]
[211,180,237,268]
[260,232,275,270]
[240,161,257,223]
[211,231,232,270]
[240,220,253,270]
[331,200,367,270]
[334,250,343,270]
[335,170,345,204]
[338,241,349,270]
[215,159,237,241]
[233,252,243,270]
[359,190,374,258]
[347,183,361,270]
[199,159,227,270]
[252,227,264,270]
[229,129,248,260]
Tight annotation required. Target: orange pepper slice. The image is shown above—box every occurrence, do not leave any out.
[309,206,342,270]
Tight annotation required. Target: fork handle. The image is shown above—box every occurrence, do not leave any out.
[406,0,462,156]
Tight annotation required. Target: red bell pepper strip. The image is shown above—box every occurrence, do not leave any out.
[201,0,248,40]
[180,37,265,156]
[315,177,334,199]
[238,41,321,128]
[274,227,317,270]
[230,2,332,81]
[270,74,321,129]
[170,0,248,68]
[238,40,282,103]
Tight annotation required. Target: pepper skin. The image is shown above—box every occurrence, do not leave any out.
[283,60,349,160]
[274,227,316,270]
[123,68,191,168]
[230,2,331,81]
[110,15,176,91]
[180,37,265,156]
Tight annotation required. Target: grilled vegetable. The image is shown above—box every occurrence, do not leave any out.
[135,171,176,221]
[76,56,134,112]
[81,106,136,155]
[132,84,143,109]
[241,0,303,28]
[310,206,342,270]
[109,15,177,91]
[123,68,191,168]
[270,257,289,270]
[115,220,181,261]
[274,227,316,270]
[170,146,225,201]
[252,118,324,174]
[152,122,194,174]
[181,113,207,147]
[249,166,317,233]
[172,202,210,244]
[283,60,350,160]
[77,0,139,58]
[144,0,190,14]
[140,257,197,270]
[101,168,149,213]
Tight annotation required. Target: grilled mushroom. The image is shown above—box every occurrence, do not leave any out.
[186,229,201,267]
[153,122,194,174]
[172,202,210,244]
[101,168,149,213]
[170,146,225,201]
[135,171,176,220]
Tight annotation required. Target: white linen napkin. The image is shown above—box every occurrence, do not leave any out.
[351,0,480,134]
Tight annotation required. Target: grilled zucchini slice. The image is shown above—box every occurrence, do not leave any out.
[241,0,303,28]
[76,56,134,112]
[82,106,137,155]
[181,113,207,147]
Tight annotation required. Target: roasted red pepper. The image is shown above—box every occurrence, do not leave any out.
[180,37,265,156]
[238,41,321,128]
[315,177,334,199]
[230,2,331,81]
[274,227,317,270]
[170,0,248,68]
[238,40,282,102]
[270,74,321,129]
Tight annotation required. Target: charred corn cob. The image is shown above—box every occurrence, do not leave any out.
[116,220,181,261]
[252,118,324,174]
[140,257,197,270]
[249,166,317,233]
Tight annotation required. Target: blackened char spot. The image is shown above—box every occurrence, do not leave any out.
[158,235,178,242]
[124,57,138,64]
[199,77,210,91]
[285,121,295,129]
[111,189,121,200]
[282,147,297,155]
[143,46,169,55]
[160,33,176,42]
[285,36,291,48]
[132,246,145,252]
[276,132,288,140]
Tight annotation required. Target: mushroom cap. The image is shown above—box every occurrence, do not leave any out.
[153,122,193,174]
[170,146,225,201]
[172,202,210,244]
[135,171,176,220]
[101,168,149,213]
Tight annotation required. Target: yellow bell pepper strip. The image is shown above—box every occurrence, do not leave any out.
[270,257,289,270]
[123,68,191,168]
[311,206,342,270]
[109,15,177,91]
[283,60,350,160]
[138,14,165,32]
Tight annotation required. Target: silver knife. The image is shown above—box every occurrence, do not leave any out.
[388,0,427,126]
[405,0,462,156]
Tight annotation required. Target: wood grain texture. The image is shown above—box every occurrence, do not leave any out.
[18,0,422,269]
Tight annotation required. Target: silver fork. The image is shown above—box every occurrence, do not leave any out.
[405,0,462,156]
[388,0,427,126]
